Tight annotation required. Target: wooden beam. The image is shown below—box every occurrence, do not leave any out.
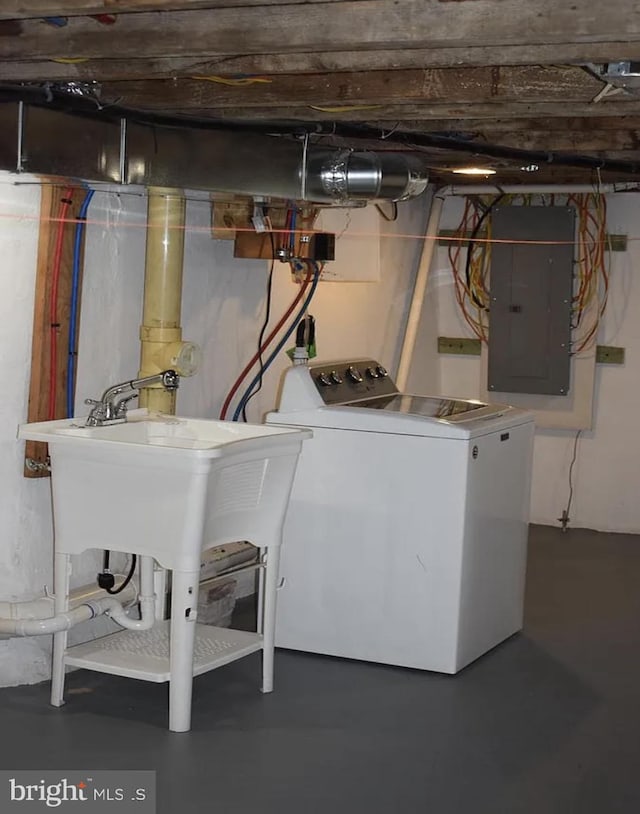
[384,116,640,134]
[99,66,602,110]
[0,0,353,20]
[164,99,640,122]
[4,43,640,83]
[446,131,640,152]
[2,0,640,62]
[437,128,640,152]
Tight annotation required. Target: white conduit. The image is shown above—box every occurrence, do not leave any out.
[396,192,445,392]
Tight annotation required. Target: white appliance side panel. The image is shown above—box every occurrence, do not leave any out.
[276,428,469,672]
[456,420,535,670]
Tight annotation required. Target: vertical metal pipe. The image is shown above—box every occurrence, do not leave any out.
[139,186,186,413]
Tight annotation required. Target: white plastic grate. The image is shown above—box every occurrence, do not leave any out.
[65,621,263,683]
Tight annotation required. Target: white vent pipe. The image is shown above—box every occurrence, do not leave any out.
[396,192,445,391]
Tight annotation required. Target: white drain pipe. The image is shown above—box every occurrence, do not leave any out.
[1,598,122,637]
[0,562,154,639]
[109,555,156,632]
[0,576,137,621]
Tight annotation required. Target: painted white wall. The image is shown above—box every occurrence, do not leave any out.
[0,177,52,684]
[0,177,429,686]
[409,194,640,534]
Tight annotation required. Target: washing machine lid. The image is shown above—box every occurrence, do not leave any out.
[344,393,500,421]
[268,359,534,438]
[268,397,532,439]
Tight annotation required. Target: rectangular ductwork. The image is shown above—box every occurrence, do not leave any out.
[0,103,428,203]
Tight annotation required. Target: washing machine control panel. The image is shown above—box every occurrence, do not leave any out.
[310,360,398,405]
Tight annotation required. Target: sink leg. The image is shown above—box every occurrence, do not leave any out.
[169,569,199,732]
[261,545,281,695]
[51,552,71,707]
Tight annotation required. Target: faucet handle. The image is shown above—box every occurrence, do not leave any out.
[84,398,101,406]
[114,393,138,418]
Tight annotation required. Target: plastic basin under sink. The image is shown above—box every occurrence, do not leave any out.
[18,409,312,570]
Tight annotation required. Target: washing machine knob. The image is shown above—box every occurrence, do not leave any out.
[366,367,380,379]
[346,365,364,383]
[330,370,343,384]
[317,372,332,386]
[376,365,388,378]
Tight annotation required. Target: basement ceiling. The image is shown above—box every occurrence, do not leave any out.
[2,0,640,187]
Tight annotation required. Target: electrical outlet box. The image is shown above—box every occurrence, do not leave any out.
[307,231,335,262]
[596,345,625,364]
[438,336,482,356]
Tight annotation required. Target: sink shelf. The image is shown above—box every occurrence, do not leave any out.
[65,622,263,683]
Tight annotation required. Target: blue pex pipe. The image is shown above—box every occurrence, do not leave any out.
[66,189,94,418]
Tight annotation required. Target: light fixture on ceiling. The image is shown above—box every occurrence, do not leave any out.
[521,164,540,173]
[451,167,497,176]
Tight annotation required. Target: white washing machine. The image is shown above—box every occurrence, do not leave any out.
[265,359,534,674]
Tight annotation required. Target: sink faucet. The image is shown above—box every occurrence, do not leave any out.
[84,370,180,426]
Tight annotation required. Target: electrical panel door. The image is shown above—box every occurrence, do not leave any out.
[488,206,575,395]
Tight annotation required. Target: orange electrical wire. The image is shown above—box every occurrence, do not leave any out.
[447,192,611,352]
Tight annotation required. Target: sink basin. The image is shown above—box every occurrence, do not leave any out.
[18,409,312,570]
[25,408,302,451]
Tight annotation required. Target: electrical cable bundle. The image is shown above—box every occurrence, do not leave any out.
[448,197,491,343]
[567,193,610,353]
[448,193,611,353]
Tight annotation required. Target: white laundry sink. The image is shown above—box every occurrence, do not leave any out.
[18,409,311,570]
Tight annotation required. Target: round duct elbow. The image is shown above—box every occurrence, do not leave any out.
[304,150,429,204]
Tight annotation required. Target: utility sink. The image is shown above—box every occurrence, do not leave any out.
[19,409,312,571]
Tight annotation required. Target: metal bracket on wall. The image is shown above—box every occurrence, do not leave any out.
[596,345,625,364]
[438,336,482,356]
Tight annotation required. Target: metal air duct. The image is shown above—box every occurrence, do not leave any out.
[0,103,429,203]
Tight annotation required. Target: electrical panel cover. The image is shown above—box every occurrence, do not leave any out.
[488,205,575,396]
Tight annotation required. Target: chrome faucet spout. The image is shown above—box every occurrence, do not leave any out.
[85,370,180,426]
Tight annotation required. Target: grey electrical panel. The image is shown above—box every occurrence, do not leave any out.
[488,205,575,395]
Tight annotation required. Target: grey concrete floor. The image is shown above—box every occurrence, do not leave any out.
[1,524,640,813]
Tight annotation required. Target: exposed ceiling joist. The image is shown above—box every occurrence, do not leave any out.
[2,0,640,62]
[4,43,640,83]
[172,100,640,122]
[0,0,639,186]
[98,66,604,111]
[0,0,343,20]
[388,116,640,134]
